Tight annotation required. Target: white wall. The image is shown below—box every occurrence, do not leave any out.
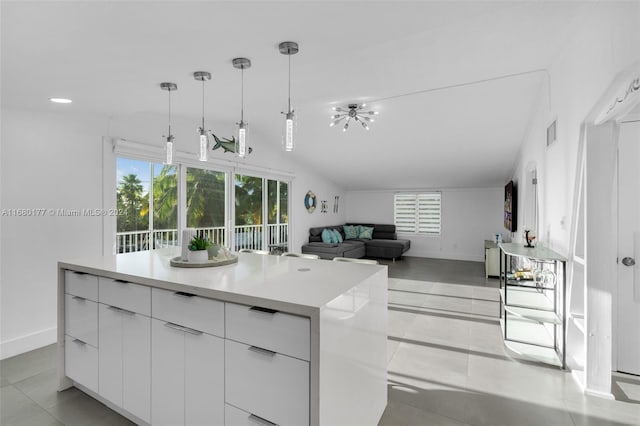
[512,1,640,254]
[0,108,344,358]
[1,108,109,358]
[345,188,503,262]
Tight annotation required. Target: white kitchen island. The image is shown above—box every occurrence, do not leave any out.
[57,248,388,426]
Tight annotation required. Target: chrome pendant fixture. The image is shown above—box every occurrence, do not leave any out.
[160,82,177,165]
[279,41,299,152]
[194,71,212,161]
[233,58,251,158]
[330,103,379,132]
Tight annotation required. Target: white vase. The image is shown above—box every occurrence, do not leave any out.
[187,249,208,263]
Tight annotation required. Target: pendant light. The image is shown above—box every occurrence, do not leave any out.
[160,82,177,165]
[279,41,299,152]
[194,71,211,161]
[232,58,251,158]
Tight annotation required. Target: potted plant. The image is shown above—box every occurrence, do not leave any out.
[187,235,211,263]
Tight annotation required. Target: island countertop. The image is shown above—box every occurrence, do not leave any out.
[59,247,387,317]
[58,247,389,426]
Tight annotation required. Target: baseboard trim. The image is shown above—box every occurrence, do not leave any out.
[584,387,615,400]
[0,327,57,360]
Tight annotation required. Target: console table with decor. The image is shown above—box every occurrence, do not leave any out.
[498,243,567,369]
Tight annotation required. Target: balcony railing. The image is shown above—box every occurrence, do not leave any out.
[116,224,288,254]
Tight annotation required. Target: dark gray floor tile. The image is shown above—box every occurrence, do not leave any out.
[13,368,82,410]
[0,344,57,384]
[1,385,61,426]
[45,391,115,426]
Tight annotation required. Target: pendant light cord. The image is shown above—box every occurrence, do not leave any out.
[241,66,245,122]
[288,53,291,112]
[201,79,205,131]
[168,88,172,138]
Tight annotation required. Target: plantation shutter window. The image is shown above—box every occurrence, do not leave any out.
[394,192,441,235]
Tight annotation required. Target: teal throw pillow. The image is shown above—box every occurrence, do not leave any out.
[333,229,344,243]
[358,226,374,240]
[321,228,333,244]
[343,225,358,240]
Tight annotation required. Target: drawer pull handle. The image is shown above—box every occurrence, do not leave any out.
[248,345,276,356]
[72,338,87,346]
[107,305,136,316]
[72,271,87,275]
[114,279,129,284]
[164,322,203,336]
[248,414,277,426]
[71,296,86,302]
[249,306,278,314]
[174,291,196,298]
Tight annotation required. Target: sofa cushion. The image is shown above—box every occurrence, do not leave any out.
[358,226,374,240]
[332,229,344,243]
[347,223,397,240]
[343,225,359,240]
[321,228,333,243]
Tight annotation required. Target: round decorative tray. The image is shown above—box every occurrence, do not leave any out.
[170,255,238,268]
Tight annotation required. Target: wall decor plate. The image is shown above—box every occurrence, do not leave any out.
[305,190,317,213]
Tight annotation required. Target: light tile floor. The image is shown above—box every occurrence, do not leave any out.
[1,256,639,425]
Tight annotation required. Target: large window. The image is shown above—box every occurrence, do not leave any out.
[115,155,289,253]
[233,175,289,251]
[394,192,442,235]
[116,159,178,252]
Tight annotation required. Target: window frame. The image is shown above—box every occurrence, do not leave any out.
[394,192,442,236]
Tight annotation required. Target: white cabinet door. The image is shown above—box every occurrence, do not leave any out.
[99,304,150,423]
[122,312,150,423]
[151,319,185,426]
[98,304,123,406]
[185,332,224,426]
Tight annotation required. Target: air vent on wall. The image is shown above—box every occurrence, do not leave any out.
[547,119,557,146]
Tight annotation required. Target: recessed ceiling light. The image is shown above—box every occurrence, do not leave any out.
[49,98,72,104]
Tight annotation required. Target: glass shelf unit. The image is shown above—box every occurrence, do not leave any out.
[498,243,567,369]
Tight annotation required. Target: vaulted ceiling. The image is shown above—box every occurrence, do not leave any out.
[1,1,595,190]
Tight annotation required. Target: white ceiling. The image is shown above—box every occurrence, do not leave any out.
[1,1,595,190]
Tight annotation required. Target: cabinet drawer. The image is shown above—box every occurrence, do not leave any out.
[225,340,309,426]
[152,288,224,337]
[65,336,98,393]
[226,303,310,360]
[65,295,98,347]
[99,277,150,316]
[65,271,98,301]
[226,404,279,426]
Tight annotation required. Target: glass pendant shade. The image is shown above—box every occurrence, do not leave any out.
[199,131,208,161]
[237,122,247,158]
[283,111,295,151]
[165,139,174,165]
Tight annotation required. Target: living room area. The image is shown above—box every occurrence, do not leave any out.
[2,1,640,425]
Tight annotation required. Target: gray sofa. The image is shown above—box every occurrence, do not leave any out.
[301,223,410,260]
